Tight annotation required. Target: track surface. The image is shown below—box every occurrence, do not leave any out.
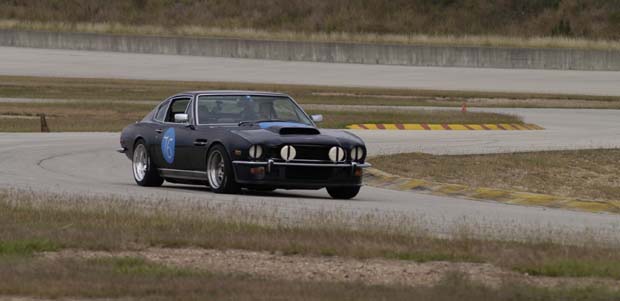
[2,46,620,96]
[1,46,620,241]
[1,107,620,242]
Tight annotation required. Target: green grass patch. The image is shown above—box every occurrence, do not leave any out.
[0,239,60,256]
[516,259,620,279]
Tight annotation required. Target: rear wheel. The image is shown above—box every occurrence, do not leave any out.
[132,140,164,187]
[207,144,240,194]
[327,186,361,199]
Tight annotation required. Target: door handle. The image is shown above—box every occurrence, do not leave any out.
[194,139,208,146]
[155,129,163,134]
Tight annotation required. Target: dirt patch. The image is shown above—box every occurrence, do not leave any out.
[43,248,620,290]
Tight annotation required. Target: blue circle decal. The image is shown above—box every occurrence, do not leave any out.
[161,128,176,164]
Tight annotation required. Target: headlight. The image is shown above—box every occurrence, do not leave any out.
[350,146,365,161]
[280,145,296,161]
[248,144,263,159]
[328,146,346,162]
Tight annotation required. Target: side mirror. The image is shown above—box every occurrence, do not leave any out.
[174,113,189,123]
[311,114,323,123]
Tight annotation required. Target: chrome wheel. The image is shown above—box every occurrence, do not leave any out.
[208,150,225,189]
[132,144,148,182]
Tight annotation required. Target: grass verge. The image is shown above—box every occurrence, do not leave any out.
[370,149,620,202]
[2,189,620,283]
[1,75,619,108]
[3,256,617,300]
[0,101,522,132]
[3,18,620,51]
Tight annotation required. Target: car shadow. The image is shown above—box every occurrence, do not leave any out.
[158,183,333,200]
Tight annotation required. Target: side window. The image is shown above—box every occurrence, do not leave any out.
[154,102,169,122]
[165,98,191,123]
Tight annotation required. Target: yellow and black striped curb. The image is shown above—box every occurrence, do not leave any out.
[346,123,543,130]
[364,168,620,214]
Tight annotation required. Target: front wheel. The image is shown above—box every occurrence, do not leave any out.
[326,186,361,199]
[132,140,164,187]
[207,145,240,194]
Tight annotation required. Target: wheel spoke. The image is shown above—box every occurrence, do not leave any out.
[208,151,226,189]
[133,144,147,181]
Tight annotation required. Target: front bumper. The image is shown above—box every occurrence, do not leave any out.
[232,160,371,189]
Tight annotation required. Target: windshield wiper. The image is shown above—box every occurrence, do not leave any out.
[238,119,290,126]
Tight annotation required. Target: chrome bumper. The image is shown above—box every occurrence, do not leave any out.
[232,160,371,172]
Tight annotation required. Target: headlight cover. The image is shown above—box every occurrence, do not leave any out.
[280,145,297,161]
[350,146,365,161]
[328,146,346,162]
[248,144,263,159]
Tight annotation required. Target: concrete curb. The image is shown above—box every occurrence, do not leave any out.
[347,123,544,130]
[364,168,620,214]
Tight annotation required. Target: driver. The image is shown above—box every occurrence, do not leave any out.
[239,98,257,121]
[257,102,274,119]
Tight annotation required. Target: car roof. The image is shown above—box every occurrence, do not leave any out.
[180,90,290,97]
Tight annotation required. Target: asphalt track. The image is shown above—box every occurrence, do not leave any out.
[2,46,620,96]
[1,109,620,242]
[1,46,620,242]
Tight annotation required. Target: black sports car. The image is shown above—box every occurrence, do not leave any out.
[118,91,370,199]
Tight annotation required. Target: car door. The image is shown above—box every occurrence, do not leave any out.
[153,96,194,171]
[149,99,170,167]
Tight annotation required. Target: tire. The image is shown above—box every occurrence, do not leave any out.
[132,140,164,187]
[207,144,241,194]
[327,186,361,199]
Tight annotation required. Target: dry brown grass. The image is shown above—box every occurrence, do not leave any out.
[2,189,620,282]
[0,102,151,132]
[3,19,620,51]
[1,76,619,108]
[0,75,614,132]
[3,256,617,301]
[2,189,620,298]
[2,0,620,43]
[0,100,522,132]
[370,150,620,202]
[310,110,522,129]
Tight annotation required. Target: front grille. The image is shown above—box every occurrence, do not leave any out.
[269,145,331,161]
[292,145,330,161]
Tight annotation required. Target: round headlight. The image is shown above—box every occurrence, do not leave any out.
[350,146,364,161]
[280,145,296,161]
[328,146,346,162]
[248,144,263,159]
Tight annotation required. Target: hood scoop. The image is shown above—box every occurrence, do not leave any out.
[279,127,320,135]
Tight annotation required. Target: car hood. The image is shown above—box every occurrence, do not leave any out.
[231,122,364,146]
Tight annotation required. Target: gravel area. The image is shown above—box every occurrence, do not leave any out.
[44,248,620,289]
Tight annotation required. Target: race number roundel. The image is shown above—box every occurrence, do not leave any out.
[161,128,176,164]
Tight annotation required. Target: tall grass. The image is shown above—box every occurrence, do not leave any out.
[2,188,620,280]
[1,0,620,48]
[2,19,620,50]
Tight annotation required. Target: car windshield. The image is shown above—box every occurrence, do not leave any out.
[196,95,313,125]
